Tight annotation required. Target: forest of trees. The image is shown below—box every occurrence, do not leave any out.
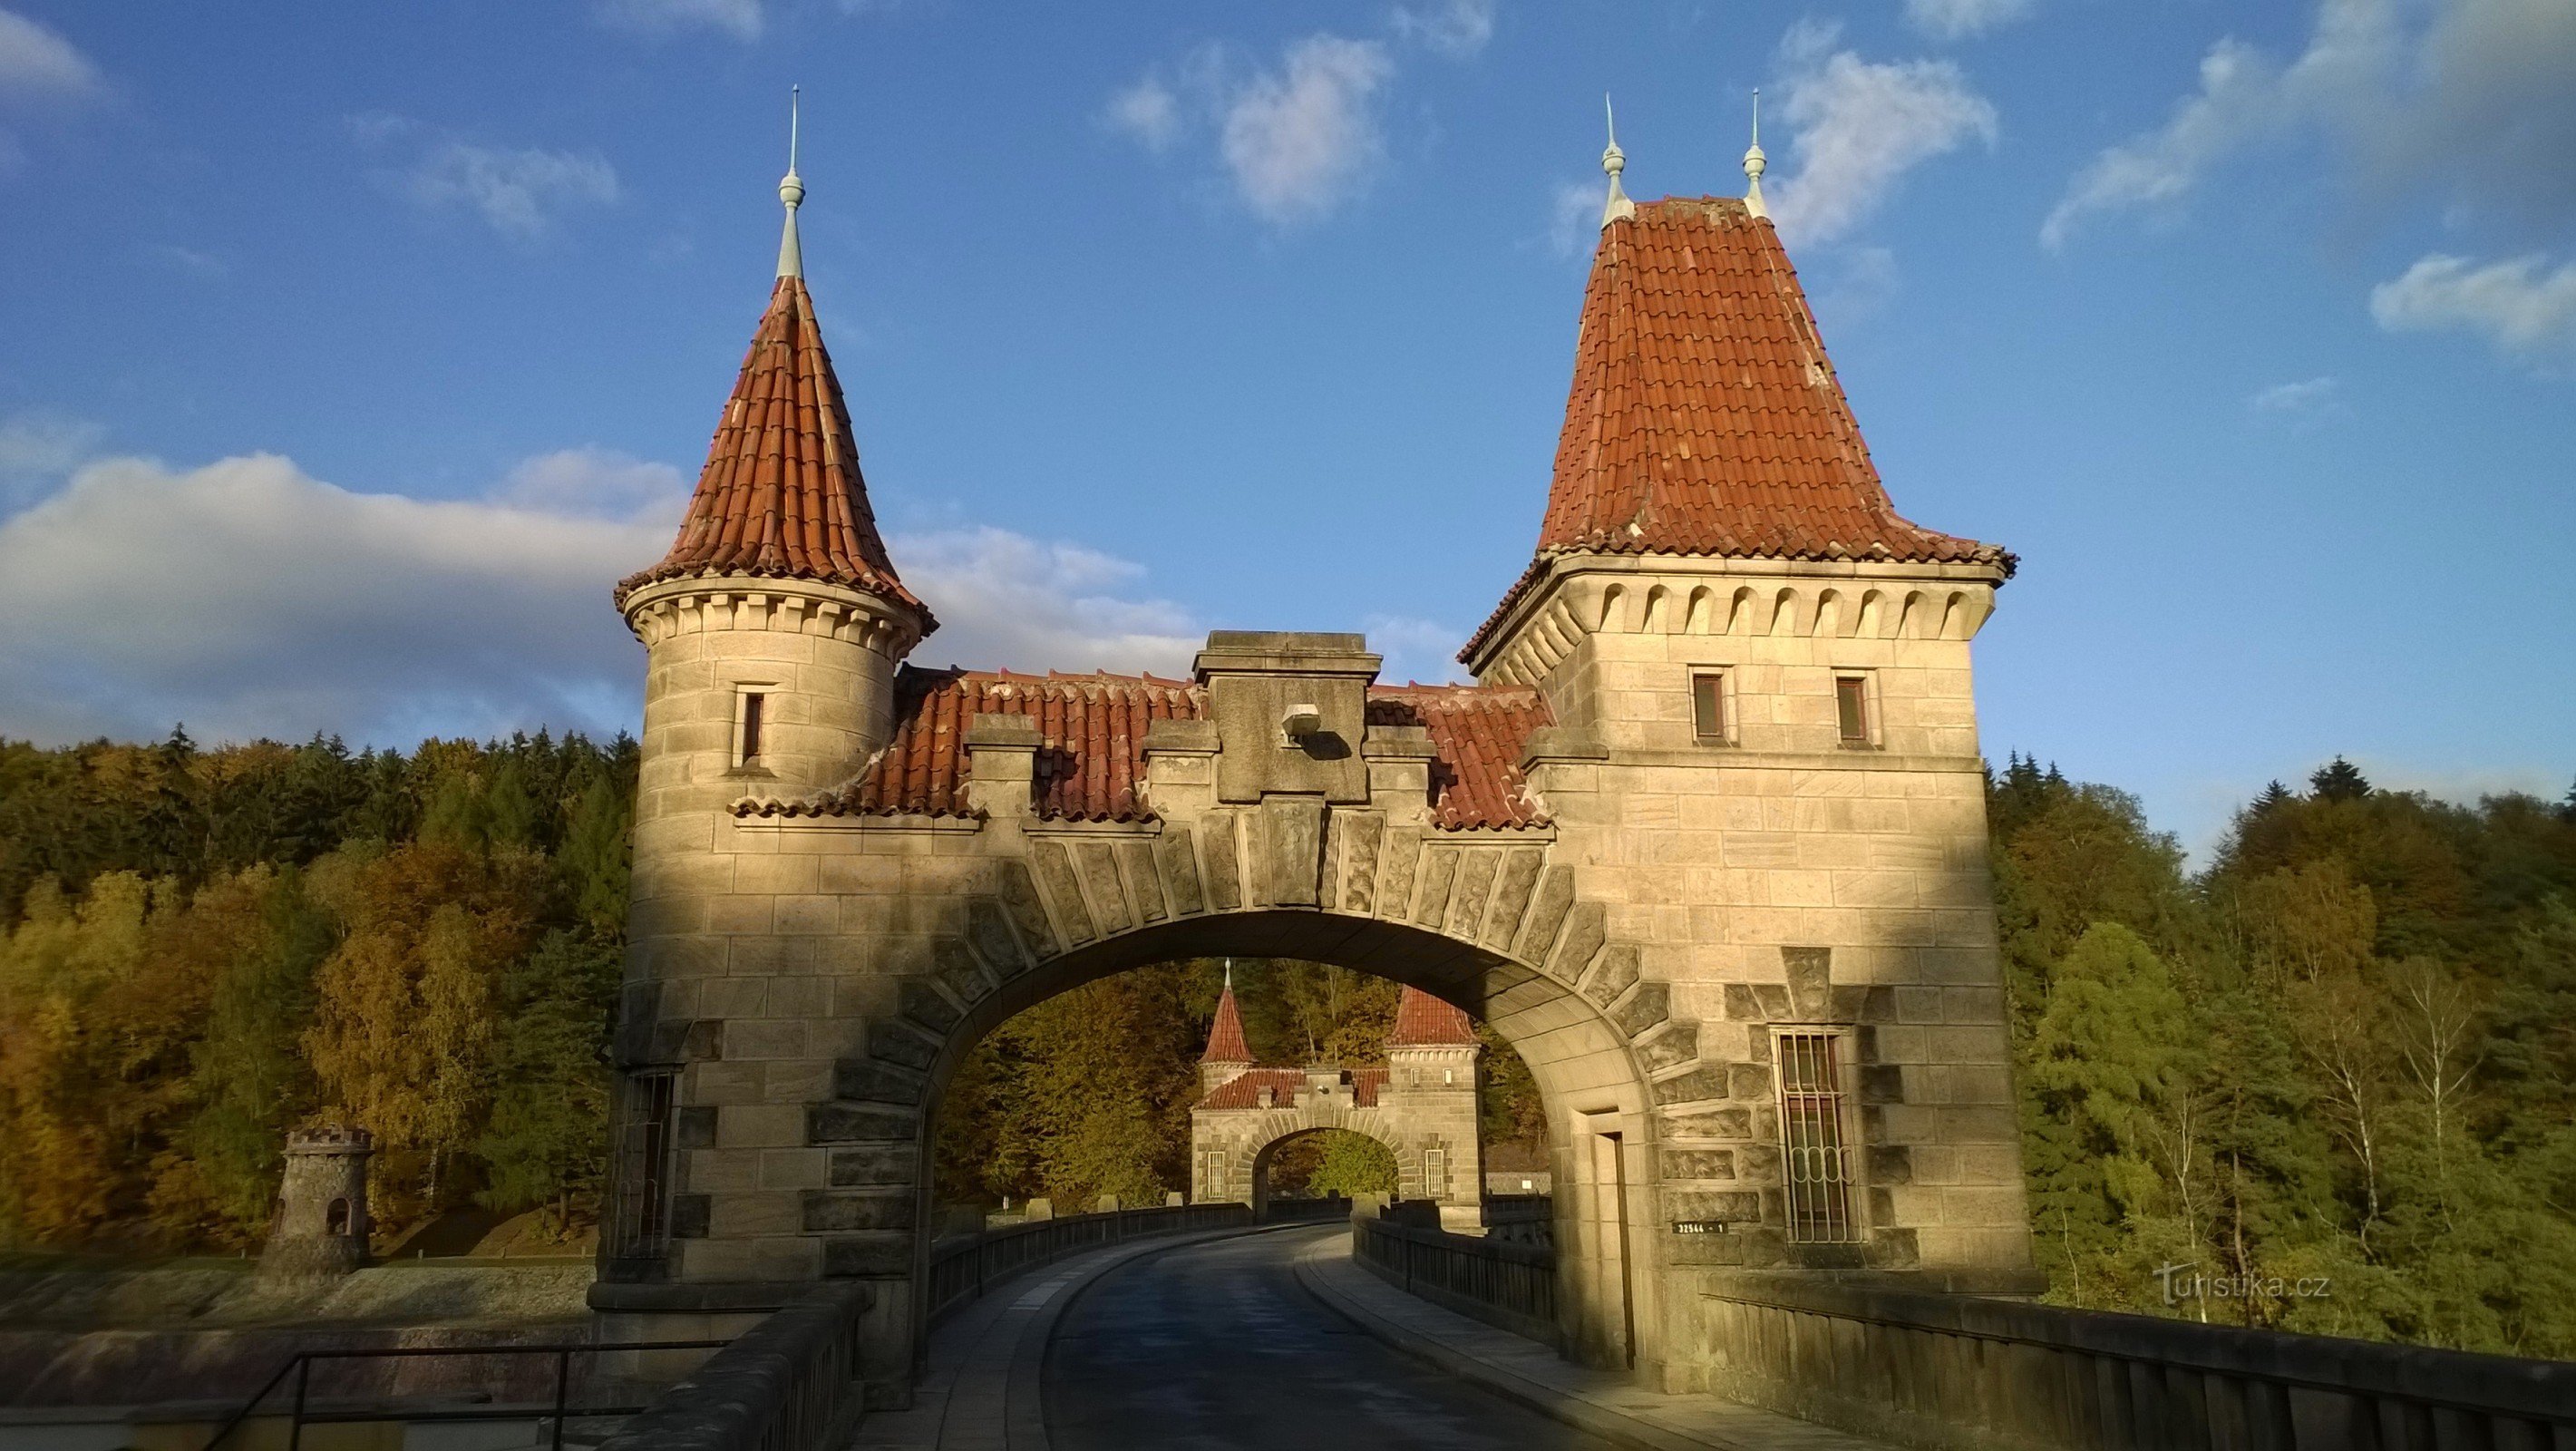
[0,730,634,1252]
[1995,755,2576,1356]
[3,727,2571,1358]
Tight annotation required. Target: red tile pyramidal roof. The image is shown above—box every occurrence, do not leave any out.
[1202,977,1253,1065]
[1389,986,1477,1047]
[1464,195,2007,661]
[616,166,930,625]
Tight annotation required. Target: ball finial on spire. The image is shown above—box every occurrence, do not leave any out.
[777,85,805,278]
[1743,88,1769,220]
[1600,93,1635,229]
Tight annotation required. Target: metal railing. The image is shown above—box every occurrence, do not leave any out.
[199,1339,724,1451]
[1352,1212,1558,1348]
[925,1203,1254,1323]
[1693,1273,2576,1451]
[593,1282,872,1451]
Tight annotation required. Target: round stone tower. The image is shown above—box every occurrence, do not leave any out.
[262,1125,373,1277]
[598,152,934,1291]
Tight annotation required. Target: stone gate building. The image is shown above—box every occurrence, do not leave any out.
[594,133,2036,1400]
[1190,979,1484,1230]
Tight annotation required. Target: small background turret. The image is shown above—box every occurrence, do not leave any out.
[262,1125,373,1277]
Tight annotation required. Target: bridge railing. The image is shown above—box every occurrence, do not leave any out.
[1691,1272,2576,1451]
[925,1203,1254,1323]
[1480,1193,1553,1250]
[591,1282,871,1451]
[1351,1211,1557,1349]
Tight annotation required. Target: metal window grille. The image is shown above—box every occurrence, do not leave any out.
[1776,1033,1859,1242]
[1424,1147,1448,1198]
[1691,672,1727,743]
[612,1070,677,1257]
[1834,677,1871,745]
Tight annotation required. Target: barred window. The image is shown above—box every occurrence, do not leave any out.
[1775,1032,1859,1242]
[611,1069,678,1258]
[1424,1145,1448,1198]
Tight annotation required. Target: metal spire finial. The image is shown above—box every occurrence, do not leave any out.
[777,85,805,279]
[1743,88,1769,220]
[1600,93,1634,229]
[1223,959,1233,990]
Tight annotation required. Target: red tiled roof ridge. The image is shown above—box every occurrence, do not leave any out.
[1459,194,2010,664]
[741,665,1554,829]
[616,277,932,627]
[1200,1066,1390,1111]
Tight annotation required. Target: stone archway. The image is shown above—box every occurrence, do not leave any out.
[893,901,1671,1384]
[1240,1124,1405,1218]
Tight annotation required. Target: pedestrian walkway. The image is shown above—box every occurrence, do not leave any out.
[1291,1233,1901,1451]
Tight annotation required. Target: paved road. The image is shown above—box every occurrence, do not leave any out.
[1044,1226,1617,1451]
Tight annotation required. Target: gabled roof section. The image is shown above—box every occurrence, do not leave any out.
[616,276,930,623]
[1200,1067,1387,1111]
[1463,196,2008,662]
[738,667,1553,829]
[1367,685,1550,831]
[1389,987,1477,1047]
[1203,982,1253,1065]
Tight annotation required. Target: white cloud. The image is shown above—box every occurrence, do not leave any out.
[2250,375,2340,411]
[1390,0,1496,58]
[2370,252,2576,358]
[492,447,688,523]
[0,7,100,104]
[0,452,1204,746]
[1220,35,1395,226]
[2044,0,2576,248]
[1108,32,1398,227]
[1764,22,1998,246]
[1548,178,1603,258]
[0,409,102,508]
[594,0,761,42]
[0,6,102,175]
[1105,76,1183,152]
[400,139,621,239]
[890,527,1199,677]
[1903,0,2037,40]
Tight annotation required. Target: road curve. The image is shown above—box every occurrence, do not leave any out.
[1043,1224,1616,1451]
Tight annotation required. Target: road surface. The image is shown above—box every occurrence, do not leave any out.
[1043,1225,1615,1451]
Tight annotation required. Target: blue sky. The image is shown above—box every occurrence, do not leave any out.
[1,0,2570,855]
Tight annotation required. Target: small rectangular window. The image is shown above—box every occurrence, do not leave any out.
[738,691,766,766]
[1424,1147,1448,1198]
[612,1069,678,1257]
[1691,671,1728,744]
[1834,676,1871,746]
[1776,1033,1859,1242]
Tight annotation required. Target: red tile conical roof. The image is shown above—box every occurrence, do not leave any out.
[1202,982,1253,1064]
[615,276,931,626]
[1463,196,2007,661]
[1389,987,1477,1047]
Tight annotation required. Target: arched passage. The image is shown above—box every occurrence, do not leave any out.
[1244,1125,1400,1217]
[909,909,1665,1378]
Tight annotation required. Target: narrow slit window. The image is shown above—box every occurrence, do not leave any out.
[738,692,766,767]
[613,1069,678,1257]
[1691,672,1728,744]
[1834,676,1871,746]
[1776,1032,1858,1242]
